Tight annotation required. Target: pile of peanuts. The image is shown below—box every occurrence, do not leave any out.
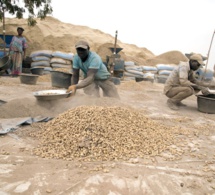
[33,106,179,161]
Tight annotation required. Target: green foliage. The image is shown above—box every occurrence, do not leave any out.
[0,0,53,26]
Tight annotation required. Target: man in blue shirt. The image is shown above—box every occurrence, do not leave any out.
[67,40,120,98]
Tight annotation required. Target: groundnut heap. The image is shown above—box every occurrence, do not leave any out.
[33,106,177,161]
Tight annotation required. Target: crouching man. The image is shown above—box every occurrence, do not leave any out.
[164,53,214,110]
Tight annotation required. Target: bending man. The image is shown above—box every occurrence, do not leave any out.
[67,40,120,99]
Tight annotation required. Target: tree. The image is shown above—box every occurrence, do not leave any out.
[0,0,53,26]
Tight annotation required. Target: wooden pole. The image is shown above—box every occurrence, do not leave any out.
[3,8,6,55]
[114,31,118,54]
[202,30,215,81]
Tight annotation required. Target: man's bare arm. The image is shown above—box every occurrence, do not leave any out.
[76,69,98,89]
[72,68,80,85]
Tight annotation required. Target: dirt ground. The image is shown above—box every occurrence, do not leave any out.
[0,75,215,195]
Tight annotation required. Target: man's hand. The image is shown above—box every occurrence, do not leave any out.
[67,85,76,95]
[201,87,210,95]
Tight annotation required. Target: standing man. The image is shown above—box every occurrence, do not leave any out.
[164,53,214,110]
[9,27,27,76]
[67,40,120,99]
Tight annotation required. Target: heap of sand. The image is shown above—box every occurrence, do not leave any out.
[1,17,188,65]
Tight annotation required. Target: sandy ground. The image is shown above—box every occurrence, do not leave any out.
[0,75,215,195]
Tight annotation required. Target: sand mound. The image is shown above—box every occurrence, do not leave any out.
[1,17,187,66]
[145,51,189,66]
[0,98,56,118]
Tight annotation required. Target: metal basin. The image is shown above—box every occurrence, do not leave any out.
[33,89,72,101]
[0,55,11,71]
[20,74,39,85]
[51,71,72,89]
[196,94,215,114]
[30,67,44,75]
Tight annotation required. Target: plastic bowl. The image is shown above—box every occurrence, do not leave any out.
[30,67,44,75]
[50,71,72,88]
[0,55,11,70]
[20,74,39,85]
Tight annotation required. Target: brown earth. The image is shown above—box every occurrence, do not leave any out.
[0,17,214,195]
[0,76,215,194]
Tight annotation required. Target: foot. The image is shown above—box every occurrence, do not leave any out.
[167,99,179,110]
[177,102,187,107]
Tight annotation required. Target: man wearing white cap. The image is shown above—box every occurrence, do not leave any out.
[164,53,214,110]
[67,40,120,98]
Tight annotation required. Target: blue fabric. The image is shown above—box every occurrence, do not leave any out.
[73,51,110,80]
[0,35,13,48]
[195,68,214,80]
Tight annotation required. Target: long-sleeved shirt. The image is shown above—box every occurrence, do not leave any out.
[164,61,201,94]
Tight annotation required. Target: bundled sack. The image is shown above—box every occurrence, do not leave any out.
[31,60,50,68]
[125,69,145,77]
[50,57,72,65]
[124,71,144,78]
[125,66,143,72]
[43,67,53,74]
[156,64,177,71]
[30,50,53,58]
[143,72,155,79]
[142,66,158,74]
[32,56,51,62]
[51,63,72,69]
[124,61,135,66]
[156,75,169,84]
[158,70,172,76]
[195,68,214,81]
[52,51,74,61]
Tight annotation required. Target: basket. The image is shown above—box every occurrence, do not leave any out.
[30,67,44,75]
[196,94,215,114]
[51,71,72,88]
[0,55,11,71]
[20,74,39,85]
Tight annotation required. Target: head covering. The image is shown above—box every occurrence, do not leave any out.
[190,54,204,65]
[75,40,89,49]
[17,27,24,31]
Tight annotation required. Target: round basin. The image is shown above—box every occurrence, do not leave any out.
[20,74,39,85]
[196,94,215,114]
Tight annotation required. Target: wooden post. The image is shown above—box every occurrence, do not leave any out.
[202,30,215,81]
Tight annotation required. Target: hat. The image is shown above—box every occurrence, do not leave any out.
[17,27,24,31]
[75,40,89,49]
[190,54,204,65]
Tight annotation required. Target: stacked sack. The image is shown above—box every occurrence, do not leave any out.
[141,65,157,79]
[124,61,144,80]
[51,51,74,73]
[156,64,177,83]
[142,66,158,74]
[30,50,74,74]
[30,50,53,74]
[194,68,214,82]
[124,61,157,81]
